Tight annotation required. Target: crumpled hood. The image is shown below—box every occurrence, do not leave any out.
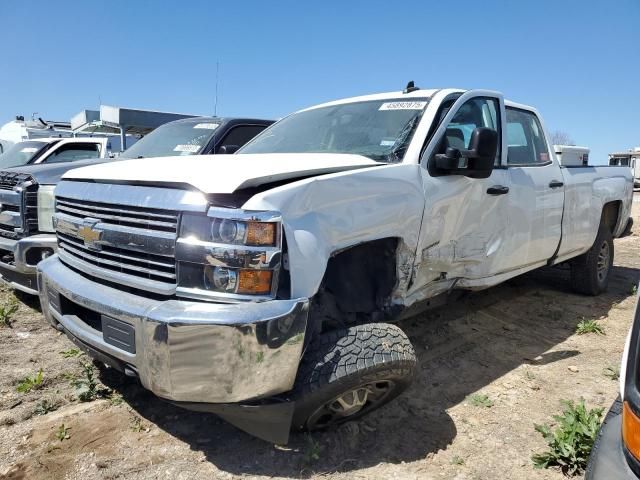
[62,153,382,194]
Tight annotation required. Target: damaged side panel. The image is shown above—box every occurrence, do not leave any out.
[242,163,425,302]
[407,168,512,304]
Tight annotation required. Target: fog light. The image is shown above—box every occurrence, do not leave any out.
[204,266,237,292]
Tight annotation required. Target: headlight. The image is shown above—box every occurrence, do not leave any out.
[177,209,282,299]
[182,214,279,247]
[37,185,56,233]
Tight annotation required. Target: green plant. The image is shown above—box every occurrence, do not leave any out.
[451,455,465,465]
[16,369,44,393]
[130,415,147,433]
[467,393,494,408]
[34,399,58,416]
[56,423,70,442]
[575,318,605,335]
[532,399,603,476]
[632,284,638,295]
[60,348,82,358]
[72,362,100,401]
[603,365,620,381]
[109,393,124,406]
[302,434,323,465]
[0,300,19,327]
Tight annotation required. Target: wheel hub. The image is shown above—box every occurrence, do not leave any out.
[307,380,395,429]
[329,387,371,416]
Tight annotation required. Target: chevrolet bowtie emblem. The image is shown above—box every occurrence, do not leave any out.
[77,219,102,250]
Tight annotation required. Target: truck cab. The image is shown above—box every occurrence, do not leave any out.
[0,137,108,169]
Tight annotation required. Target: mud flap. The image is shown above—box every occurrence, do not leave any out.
[174,400,295,444]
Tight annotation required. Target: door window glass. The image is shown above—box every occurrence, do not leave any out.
[437,97,501,165]
[45,143,100,164]
[506,108,550,165]
[219,125,267,151]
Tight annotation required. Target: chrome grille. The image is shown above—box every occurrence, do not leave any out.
[58,232,176,283]
[0,172,34,190]
[55,197,180,294]
[56,197,178,233]
[0,173,37,239]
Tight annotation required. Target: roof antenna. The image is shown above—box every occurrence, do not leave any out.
[403,81,420,94]
[214,61,220,116]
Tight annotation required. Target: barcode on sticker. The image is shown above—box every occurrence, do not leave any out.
[193,123,219,130]
[173,144,200,153]
[379,101,427,111]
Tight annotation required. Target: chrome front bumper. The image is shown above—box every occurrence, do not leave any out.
[37,255,309,404]
[0,234,57,294]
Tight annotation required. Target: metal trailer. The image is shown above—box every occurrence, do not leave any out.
[609,148,640,188]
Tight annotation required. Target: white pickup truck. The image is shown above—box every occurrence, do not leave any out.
[38,86,634,443]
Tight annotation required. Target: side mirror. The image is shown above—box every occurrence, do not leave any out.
[435,127,498,178]
[218,144,240,154]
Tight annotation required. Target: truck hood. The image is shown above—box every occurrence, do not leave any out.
[2,158,113,185]
[62,153,383,194]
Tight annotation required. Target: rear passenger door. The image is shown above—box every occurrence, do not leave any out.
[502,107,564,269]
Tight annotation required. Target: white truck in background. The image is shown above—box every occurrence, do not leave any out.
[0,116,73,154]
[38,86,634,443]
[0,116,135,156]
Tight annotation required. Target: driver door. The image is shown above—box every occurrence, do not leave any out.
[410,91,511,298]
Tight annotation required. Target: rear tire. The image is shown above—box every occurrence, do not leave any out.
[291,322,416,431]
[570,226,614,296]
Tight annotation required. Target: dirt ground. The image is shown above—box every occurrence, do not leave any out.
[1,196,639,480]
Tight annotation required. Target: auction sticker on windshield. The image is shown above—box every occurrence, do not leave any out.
[193,123,219,130]
[20,147,39,153]
[379,101,428,111]
[173,144,200,153]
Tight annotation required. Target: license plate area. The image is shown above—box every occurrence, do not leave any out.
[101,315,136,354]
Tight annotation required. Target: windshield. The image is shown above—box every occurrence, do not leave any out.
[239,98,429,162]
[120,120,220,159]
[0,141,49,168]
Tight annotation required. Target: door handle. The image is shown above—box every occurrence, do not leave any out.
[486,185,509,195]
[549,180,564,188]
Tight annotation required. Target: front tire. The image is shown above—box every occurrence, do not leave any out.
[291,322,416,431]
[570,226,614,296]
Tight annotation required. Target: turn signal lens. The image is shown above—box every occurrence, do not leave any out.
[237,270,272,295]
[623,401,640,460]
[246,222,276,246]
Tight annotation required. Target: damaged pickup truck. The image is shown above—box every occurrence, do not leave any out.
[38,86,634,443]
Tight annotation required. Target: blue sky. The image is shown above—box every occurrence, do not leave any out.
[1,0,638,163]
